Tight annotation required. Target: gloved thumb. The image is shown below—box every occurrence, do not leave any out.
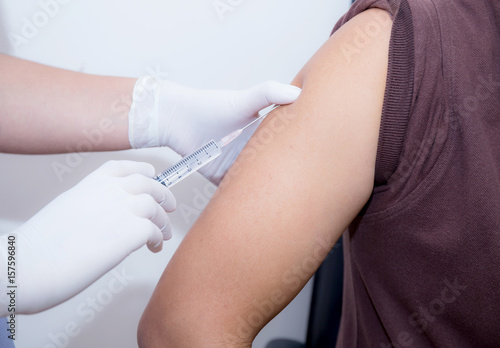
[241,81,301,113]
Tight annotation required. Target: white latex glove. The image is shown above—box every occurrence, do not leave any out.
[0,160,175,316]
[128,77,301,185]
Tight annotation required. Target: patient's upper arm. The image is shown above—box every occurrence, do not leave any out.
[138,9,392,348]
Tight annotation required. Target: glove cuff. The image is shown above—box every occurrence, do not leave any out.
[128,76,161,149]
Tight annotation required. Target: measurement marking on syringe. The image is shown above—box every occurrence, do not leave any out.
[154,104,279,189]
[154,140,222,188]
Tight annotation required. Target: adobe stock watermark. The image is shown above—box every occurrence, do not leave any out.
[458,74,500,126]
[389,73,500,191]
[51,118,116,182]
[341,10,392,63]
[176,107,302,229]
[51,65,170,183]
[213,0,244,21]
[42,267,135,348]
[110,64,170,122]
[8,0,74,51]
[223,232,339,345]
[380,278,468,348]
[177,107,302,226]
[218,107,302,191]
[178,183,217,227]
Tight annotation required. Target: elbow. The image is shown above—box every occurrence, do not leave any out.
[137,300,215,348]
[137,307,171,348]
[137,311,155,348]
[137,299,252,348]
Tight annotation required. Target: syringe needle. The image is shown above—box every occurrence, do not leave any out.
[219,104,280,148]
[240,112,266,132]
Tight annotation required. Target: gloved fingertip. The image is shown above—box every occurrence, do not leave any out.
[143,162,157,178]
[162,220,173,241]
[147,240,163,253]
[259,82,301,105]
[279,85,302,103]
[162,189,177,212]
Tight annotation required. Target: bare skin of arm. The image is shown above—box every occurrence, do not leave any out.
[0,54,135,153]
[138,9,392,348]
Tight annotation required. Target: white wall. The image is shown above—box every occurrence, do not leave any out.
[0,1,350,347]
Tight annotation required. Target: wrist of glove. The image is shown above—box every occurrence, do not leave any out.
[128,77,301,185]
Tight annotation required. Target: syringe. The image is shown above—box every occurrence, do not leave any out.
[154,105,279,188]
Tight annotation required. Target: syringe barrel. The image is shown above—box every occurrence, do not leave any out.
[154,140,222,188]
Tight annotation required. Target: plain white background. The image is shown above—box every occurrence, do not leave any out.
[0,1,350,347]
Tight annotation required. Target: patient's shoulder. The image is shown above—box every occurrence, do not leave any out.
[297,8,392,84]
[281,8,392,198]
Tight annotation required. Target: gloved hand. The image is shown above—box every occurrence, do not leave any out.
[0,160,175,316]
[128,78,301,185]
